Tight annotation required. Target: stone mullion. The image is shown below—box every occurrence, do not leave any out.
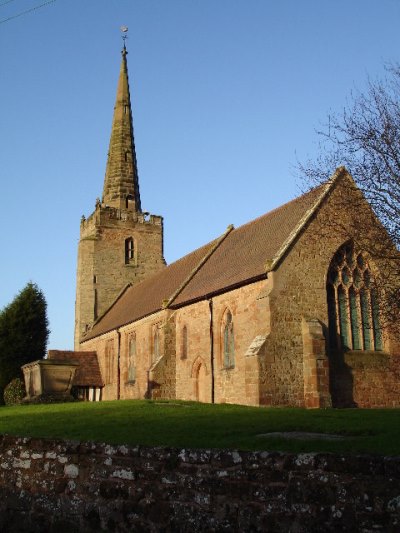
[338,285,351,350]
[333,284,341,349]
[349,287,361,350]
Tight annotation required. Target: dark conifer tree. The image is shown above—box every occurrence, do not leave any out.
[0,282,49,401]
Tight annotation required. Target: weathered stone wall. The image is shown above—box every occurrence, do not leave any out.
[262,178,400,408]
[175,299,212,402]
[332,351,400,408]
[174,279,271,404]
[0,435,399,532]
[82,309,171,401]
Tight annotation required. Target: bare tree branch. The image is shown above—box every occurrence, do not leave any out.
[298,63,400,332]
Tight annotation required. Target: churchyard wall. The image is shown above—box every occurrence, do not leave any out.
[0,435,399,532]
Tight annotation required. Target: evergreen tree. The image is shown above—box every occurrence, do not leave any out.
[0,282,49,402]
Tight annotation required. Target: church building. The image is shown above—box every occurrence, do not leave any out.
[71,46,400,408]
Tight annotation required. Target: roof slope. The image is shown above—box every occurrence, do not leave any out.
[84,239,219,340]
[82,180,332,342]
[173,184,326,306]
[48,350,104,387]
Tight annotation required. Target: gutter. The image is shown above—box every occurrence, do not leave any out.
[117,329,121,400]
[208,299,215,403]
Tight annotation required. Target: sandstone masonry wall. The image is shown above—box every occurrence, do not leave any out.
[81,309,170,401]
[174,280,271,405]
[0,435,399,532]
[263,179,400,408]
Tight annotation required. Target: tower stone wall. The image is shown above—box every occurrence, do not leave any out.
[74,206,165,347]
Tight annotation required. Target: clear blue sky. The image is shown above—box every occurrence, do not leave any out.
[1,0,400,350]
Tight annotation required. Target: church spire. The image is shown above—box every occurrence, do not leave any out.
[102,44,142,212]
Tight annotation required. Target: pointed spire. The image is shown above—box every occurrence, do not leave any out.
[102,44,142,212]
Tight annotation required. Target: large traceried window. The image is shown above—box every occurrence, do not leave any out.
[327,243,383,352]
[128,333,136,382]
[222,310,235,368]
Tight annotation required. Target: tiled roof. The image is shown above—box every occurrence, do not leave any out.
[48,350,104,387]
[84,239,219,341]
[172,184,326,306]
[82,181,331,342]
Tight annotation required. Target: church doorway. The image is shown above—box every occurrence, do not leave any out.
[196,363,207,402]
[191,357,208,403]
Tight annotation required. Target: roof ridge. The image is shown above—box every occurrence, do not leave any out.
[163,224,235,309]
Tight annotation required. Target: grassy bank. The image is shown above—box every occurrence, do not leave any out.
[1,400,399,455]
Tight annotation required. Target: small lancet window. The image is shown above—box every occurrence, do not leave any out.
[153,328,160,363]
[125,237,135,265]
[105,340,114,385]
[327,243,383,352]
[128,333,136,382]
[181,325,188,359]
[223,310,235,368]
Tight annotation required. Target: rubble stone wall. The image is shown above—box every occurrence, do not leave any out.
[0,435,399,532]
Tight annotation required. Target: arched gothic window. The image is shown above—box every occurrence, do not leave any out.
[125,237,134,264]
[128,333,136,382]
[223,310,235,368]
[327,243,383,352]
[181,325,188,359]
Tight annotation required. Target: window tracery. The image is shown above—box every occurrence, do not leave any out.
[327,243,382,351]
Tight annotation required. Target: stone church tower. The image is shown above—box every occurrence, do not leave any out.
[74,45,165,347]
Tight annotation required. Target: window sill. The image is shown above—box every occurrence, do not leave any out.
[126,380,136,386]
[221,365,235,371]
[344,350,390,369]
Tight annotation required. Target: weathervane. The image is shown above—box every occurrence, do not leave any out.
[120,25,128,47]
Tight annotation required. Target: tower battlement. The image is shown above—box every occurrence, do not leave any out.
[80,205,163,238]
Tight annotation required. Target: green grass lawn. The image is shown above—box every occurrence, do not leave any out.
[1,400,399,455]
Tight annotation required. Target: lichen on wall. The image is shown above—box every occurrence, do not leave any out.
[0,435,399,532]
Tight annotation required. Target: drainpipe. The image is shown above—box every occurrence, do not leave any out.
[208,298,215,403]
[117,329,121,400]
